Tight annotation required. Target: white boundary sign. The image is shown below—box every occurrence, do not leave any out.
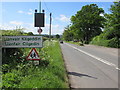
[2,36,43,48]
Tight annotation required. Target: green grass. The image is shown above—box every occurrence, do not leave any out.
[2,40,69,88]
[65,41,84,46]
[90,36,119,48]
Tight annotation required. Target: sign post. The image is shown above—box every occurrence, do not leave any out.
[2,36,42,65]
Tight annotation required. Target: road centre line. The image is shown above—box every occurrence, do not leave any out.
[65,43,119,71]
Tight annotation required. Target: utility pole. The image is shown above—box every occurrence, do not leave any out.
[39,0,41,13]
[49,13,52,41]
[39,0,41,33]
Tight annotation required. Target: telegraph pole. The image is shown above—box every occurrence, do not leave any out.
[49,13,52,41]
[39,0,41,13]
[39,0,41,33]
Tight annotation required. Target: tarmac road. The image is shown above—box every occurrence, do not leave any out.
[60,42,119,88]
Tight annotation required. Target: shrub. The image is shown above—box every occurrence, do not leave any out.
[108,37,119,48]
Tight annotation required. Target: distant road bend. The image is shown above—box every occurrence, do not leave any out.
[60,42,119,88]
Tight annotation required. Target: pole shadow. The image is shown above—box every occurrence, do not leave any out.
[68,72,98,79]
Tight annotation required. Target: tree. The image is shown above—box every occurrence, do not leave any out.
[27,32,34,35]
[70,24,84,42]
[71,4,105,43]
[90,2,120,48]
[56,34,60,39]
[104,2,120,47]
[108,2,120,38]
[63,25,73,41]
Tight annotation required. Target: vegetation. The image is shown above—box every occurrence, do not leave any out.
[56,34,60,39]
[2,30,69,88]
[65,41,84,46]
[90,2,120,48]
[63,2,120,48]
[63,4,105,44]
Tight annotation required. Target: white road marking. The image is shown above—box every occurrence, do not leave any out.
[65,43,120,70]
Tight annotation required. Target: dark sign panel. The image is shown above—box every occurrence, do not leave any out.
[34,13,45,27]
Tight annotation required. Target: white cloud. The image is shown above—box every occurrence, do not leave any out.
[27,12,33,15]
[27,9,34,15]
[29,9,33,12]
[56,15,70,22]
[18,10,24,13]
[0,23,18,30]
[1,22,63,35]
[42,23,63,35]
[52,24,59,28]
[17,9,33,15]
[9,21,23,25]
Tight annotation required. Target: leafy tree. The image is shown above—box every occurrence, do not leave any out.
[71,4,105,43]
[91,2,120,48]
[70,24,84,42]
[1,28,24,36]
[27,32,34,35]
[56,34,60,39]
[63,25,73,41]
[105,2,120,39]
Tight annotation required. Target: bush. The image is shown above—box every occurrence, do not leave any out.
[2,41,69,88]
[43,37,48,42]
[90,35,108,47]
[2,72,21,88]
[2,48,24,65]
[79,42,84,46]
[107,37,120,48]
[90,35,119,48]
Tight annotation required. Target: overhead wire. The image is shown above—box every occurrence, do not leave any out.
[42,0,56,19]
[42,0,51,13]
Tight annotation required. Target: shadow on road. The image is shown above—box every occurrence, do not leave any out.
[68,72,98,79]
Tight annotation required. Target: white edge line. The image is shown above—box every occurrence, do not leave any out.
[65,43,120,71]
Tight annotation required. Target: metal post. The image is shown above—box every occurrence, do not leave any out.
[39,0,41,32]
[49,13,52,41]
[39,0,41,65]
[39,0,41,13]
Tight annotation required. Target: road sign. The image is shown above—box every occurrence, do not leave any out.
[27,48,40,60]
[38,27,42,34]
[34,13,45,27]
[2,36,43,48]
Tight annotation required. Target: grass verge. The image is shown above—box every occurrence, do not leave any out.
[2,40,69,88]
[65,41,84,46]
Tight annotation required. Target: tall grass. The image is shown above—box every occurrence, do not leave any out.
[65,41,84,46]
[2,40,69,88]
[90,35,119,48]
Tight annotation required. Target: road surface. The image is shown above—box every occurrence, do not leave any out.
[60,42,119,88]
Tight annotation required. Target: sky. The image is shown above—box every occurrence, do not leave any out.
[1,1,115,35]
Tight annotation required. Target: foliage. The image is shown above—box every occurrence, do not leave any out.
[90,2,120,48]
[1,29,24,36]
[63,4,105,43]
[43,37,49,41]
[63,25,74,41]
[56,34,60,39]
[2,41,69,88]
[65,41,84,46]
[63,2,119,48]
[26,32,34,35]
[2,29,28,65]
[90,35,119,48]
